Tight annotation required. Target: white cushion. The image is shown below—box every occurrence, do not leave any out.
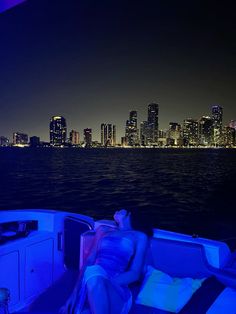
[136,266,205,313]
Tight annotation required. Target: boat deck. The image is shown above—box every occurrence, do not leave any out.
[1,210,236,314]
[14,270,232,314]
[15,270,78,313]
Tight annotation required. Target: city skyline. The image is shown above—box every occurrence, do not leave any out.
[0,102,235,143]
[1,103,236,147]
[0,1,235,142]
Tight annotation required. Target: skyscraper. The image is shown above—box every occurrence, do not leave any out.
[112,125,116,146]
[229,120,236,130]
[158,129,167,147]
[129,110,137,129]
[167,122,181,146]
[125,110,139,146]
[101,124,105,146]
[70,130,80,146]
[50,116,67,146]
[182,119,199,146]
[0,136,9,146]
[13,132,28,146]
[147,103,159,144]
[198,116,213,146]
[101,124,116,146]
[30,136,40,147]
[140,121,149,146]
[84,128,92,147]
[222,126,235,147]
[212,105,223,146]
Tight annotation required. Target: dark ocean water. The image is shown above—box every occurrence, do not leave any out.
[0,148,236,242]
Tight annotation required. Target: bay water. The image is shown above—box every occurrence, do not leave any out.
[0,148,235,244]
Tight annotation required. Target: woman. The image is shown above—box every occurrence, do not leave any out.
[61,209,149,314]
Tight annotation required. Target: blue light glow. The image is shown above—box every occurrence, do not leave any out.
[0,0,26,13]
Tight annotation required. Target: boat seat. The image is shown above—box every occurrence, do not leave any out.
[26,225,236,314]
[129,276,225,314]
[206,287,236,314]
[129,238,223,314]
[80,230,223,313]
[146,237,212,278]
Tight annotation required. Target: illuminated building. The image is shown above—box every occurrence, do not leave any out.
[101,124,105,145]
[70,130,80,146]
[182,119,198,146]
[222,126,235,147]
[0,136,9,146]
[113,125,116,146]
[30,136,40,147]
[212,105,223,146]
[101,124,116,146]
[121,136,127,146]
[198,116,213,146]
[158,130,167,138]
[229,120,236,130]
[147,103,159,144]
[140,121,149,146]
[158,130,167,147]
[125,110,139,146]
[84,128,92,147]
[13,132,28,146]
[49,116,67,146]
[167,122,181,146]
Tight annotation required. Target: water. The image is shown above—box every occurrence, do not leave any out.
[0,148,236,242]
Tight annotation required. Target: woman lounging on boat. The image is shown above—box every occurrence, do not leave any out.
[60,209,149,314]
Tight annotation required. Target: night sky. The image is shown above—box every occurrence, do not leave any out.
[0,0,235,142]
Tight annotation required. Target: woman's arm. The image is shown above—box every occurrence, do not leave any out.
[114,232,148,286]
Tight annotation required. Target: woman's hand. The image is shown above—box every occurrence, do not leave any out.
[59,291,77,314]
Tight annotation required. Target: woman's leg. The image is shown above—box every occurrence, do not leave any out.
[105,280,130,314]
[86,276,109,314]
[86,276,125,314]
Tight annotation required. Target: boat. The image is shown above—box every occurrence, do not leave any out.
[1,209,236,313]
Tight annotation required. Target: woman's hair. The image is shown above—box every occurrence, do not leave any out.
[129,208,154,237]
